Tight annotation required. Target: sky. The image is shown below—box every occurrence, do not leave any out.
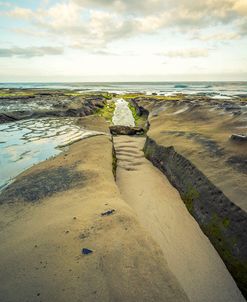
[0,0,247,82]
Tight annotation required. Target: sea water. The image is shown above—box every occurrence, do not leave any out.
[0,117,101,190]
[0,81,246,98]
[112,99,135,127]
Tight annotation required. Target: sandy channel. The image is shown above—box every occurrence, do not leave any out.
[114,135,245,302]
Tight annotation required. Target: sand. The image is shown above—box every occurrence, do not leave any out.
[0,135,188,302]
[114,135,245,302]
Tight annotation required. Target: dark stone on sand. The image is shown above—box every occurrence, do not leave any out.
[109,125,144,136]
[101,209,115,216]
[81,248,93,255]
[223,103,241,111]
[230,134,247,142]
[0,113,17,123]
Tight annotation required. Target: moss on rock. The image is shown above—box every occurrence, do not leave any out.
[96,101,115,122]
[182,185,200,213]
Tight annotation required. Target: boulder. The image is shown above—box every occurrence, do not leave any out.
[109,125,145,136]
[230,134,247,142]
[0,113,17,124]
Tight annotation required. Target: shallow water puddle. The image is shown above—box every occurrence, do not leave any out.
[0,117,101,190]
[112,98,135,127]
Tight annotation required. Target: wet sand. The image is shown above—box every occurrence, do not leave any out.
[114,135,245,302]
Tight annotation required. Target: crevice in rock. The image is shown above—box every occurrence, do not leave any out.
[143,136,247,298]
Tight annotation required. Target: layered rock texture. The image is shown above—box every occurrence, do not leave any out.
[0,90,107,124]
[131,95,247,297]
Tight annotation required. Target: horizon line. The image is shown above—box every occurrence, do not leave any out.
[1,80,247,84]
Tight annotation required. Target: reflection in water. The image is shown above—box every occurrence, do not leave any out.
[112,99,135,127]
[0,100,53,112]
[0,117,102,190]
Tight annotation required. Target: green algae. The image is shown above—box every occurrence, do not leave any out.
[128,102,148,128]
[222,217,230,228]
[96,101,115,122]
[119,93,145,99]
[204,213,247,297]
[128,103,139,124]
[182,185,200,213]
[120,93,183,101]
[102,93,113,100]
[143,140,155,159]
[0,91,35,98]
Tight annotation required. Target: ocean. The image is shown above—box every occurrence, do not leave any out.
[0,81,247,99]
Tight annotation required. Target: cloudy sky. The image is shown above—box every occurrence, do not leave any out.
[0,0,247,81]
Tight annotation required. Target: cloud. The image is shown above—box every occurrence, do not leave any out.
[0,47,64,58]
[6,7,34,19]
[233,0,247,15]
[2,0,247,52]
[7,4,141,49]
[194,31,240,41]
[72,0,247,21]
[72,0,165,14]
[162,48,209,58]
[71,0,247,22]
[46,2,82,28]
[238,18,247,35]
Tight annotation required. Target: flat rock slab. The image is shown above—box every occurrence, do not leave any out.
[0,166,86,204]
[110,125,144,136]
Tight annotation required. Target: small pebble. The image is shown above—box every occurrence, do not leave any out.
[101,209,115,216]
[73,216,77,220]
[81,248,93,255]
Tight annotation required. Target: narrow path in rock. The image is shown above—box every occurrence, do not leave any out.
[112,98,135,127]
[113,135,245,302]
